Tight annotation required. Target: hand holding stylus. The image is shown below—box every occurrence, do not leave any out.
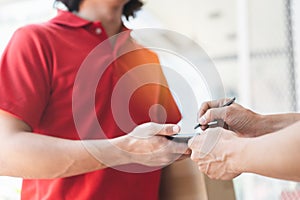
[194,97,235,129]
[195,97,263,137]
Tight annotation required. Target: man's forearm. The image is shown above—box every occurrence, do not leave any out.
[255,113,300,136]
[240,121,300,181]
[0,131,128,179]
[0,110,187,179]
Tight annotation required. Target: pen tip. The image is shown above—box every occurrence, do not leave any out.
[194,124,200,129]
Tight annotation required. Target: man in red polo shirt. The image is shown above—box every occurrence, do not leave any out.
[0,0,189,199]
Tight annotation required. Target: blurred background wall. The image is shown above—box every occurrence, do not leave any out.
[0,0,299,199]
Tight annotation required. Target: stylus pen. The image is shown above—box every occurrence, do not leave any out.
[194,97,236,129]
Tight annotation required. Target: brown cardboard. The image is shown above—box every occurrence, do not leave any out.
[159,159,236,200]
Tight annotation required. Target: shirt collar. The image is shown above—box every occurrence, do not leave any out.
[50,9,132,51]
[50,10,130,31]
[50,10,93,28]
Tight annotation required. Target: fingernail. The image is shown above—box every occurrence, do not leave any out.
[173,125,180,133]
[199,116,206,124]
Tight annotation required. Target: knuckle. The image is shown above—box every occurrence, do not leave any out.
[224,106,235,122]
[164,126,173,135]
[224,106,231,120]
[198,165,206,173]
[208,174,216,179]
[190,152,200,162]
[199,102,210,114]
[206,109,212,121]
[200,101,208,109]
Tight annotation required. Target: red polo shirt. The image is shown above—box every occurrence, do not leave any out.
[0,10,181,200]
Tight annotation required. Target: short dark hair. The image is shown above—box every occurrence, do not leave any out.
[55,0,143,19]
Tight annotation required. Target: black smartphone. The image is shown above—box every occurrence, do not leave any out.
[166,133,200,143]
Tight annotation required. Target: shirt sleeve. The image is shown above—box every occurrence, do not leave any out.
[0,25,51,129]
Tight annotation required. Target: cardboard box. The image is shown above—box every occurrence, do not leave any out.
[159,159,236,200]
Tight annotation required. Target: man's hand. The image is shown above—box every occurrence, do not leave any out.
[197,99,261,137]
[113,122,191,167]
[188,127,246,180]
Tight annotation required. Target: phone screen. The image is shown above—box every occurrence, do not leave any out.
[166,133,200,143]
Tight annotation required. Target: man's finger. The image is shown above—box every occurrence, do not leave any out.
[198,99,229,118]
[157,124,181,136]
[198,107,227,125]
[190,149,203,162]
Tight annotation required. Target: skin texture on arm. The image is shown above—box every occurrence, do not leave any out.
[257,113,300,135]
[0,110,189,179]
[0,110,103,179]
[188,122,300,181]
[198,99,300,136]
[241,121,300,181]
